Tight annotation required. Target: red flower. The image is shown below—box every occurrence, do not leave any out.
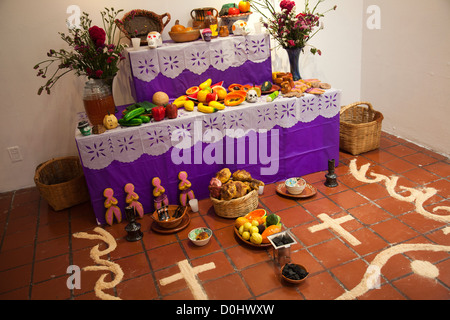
[280,0,295,13]
[288,40,295,47]
[89,26,106,48]
[95,70,103,78]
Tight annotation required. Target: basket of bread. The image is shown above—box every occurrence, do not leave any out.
[209,168,264,218]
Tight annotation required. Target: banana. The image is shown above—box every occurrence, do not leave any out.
[209,101,225,110]
[184,100,195,111]
[199,78,212,90]
[198,103,217,113]
[173,95,188,108]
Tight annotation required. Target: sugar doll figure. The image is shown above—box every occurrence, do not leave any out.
[103,188,122,226]
[178,171,195,207]
[152,177,169,210]
[124,183,144,218]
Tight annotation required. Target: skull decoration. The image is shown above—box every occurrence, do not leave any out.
[246,89,258,103]
[202,28,212,42]
[232,20,250,36]
[147,32,162,49]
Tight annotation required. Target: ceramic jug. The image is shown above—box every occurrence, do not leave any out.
[190,7,218,29]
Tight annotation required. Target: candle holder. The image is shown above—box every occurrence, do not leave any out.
[124,206,143,242]
[324,159,338,188]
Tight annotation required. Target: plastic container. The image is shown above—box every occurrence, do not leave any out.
[204,11,218,38]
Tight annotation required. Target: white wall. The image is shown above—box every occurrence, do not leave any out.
[0,0,384,192]
[361,0,450,157]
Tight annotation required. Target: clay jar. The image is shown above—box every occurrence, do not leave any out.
[219,26,229,37]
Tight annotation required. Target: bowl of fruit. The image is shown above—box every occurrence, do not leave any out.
[234,209,282,248]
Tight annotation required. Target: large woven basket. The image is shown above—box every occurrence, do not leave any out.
[34,156,90,211]
[340,102,384,155]
[211,189,259,218]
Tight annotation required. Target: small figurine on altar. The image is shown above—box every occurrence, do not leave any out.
[147,31,162,49]
[152,177,169,210]
[103,188,122,226]
[178,171,195,207]
[124,183,144,218]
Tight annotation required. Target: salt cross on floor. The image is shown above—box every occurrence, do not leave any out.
[159,259,216,300]
[308,213,361,246]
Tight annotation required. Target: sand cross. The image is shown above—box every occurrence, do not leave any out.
[159,259,216,300]
[308,213,361,246]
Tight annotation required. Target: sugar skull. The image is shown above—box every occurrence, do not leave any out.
[202,28,212,42]
[232,20,250,36]
[147,32,162,49]
[246,89,258,103]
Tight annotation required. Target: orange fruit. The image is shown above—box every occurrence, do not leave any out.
[186,86,200,95]
[212,86,227,100]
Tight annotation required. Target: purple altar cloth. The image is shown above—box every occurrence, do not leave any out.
[131,59,273,102]
[78,113,339,225]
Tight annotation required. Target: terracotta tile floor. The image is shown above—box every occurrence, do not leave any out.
[0,132,449,300]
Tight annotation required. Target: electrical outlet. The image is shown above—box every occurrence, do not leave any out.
[7,146,23,162]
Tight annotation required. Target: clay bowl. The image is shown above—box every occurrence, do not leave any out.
[151,205,187,229]
[169,30,201,43]
[188,227,212,246]
[285,177,306,195]
[281,263,309,284]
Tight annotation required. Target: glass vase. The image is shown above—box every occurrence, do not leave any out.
[285,47,303,81]
[82,78,116,125]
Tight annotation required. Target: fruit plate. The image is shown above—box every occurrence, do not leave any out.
[259,84,280,95]
[234,227,272,248]
[275,182,317,199]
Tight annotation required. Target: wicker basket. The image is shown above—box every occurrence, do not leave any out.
[211,189,259,218]
[34,156,90,211]
[340,102,384,155]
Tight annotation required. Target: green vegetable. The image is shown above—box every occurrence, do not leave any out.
[266,90,279,102]
[136,101,158,114]
[265,213,280,227]
[261,81,273,92]
[123,107,145,122]
[118,118,143,126]
[139,115,151,123]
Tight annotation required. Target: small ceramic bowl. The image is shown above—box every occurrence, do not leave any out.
[188,227,212,246]
[285,177,306,195]
[281,263,309,284]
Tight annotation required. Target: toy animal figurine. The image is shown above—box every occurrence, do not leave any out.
[124,183,144,218]
[103,188,122,226]
[232,20,250,36]
[178,171,195,206]
[147,31,162,49]
[152,177,169,210]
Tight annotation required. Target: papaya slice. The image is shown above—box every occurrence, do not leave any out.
[224,93,245,106]
[245,209,267,225]
[241,84,252,92]
[228,83,243,92]
[261,225,282,244]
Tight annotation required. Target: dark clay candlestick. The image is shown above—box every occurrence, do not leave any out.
[324,159,338,188]
[125,206,143,242]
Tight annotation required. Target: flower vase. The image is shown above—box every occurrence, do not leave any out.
[285,47,303,81]
[82,79,116,126]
